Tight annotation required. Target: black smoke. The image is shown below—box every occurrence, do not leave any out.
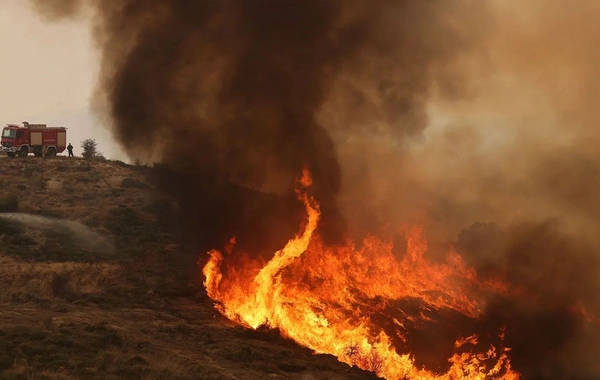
[456,220,600,379]
[29,0,490,252]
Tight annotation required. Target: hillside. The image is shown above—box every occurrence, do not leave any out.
[0,156,376,380]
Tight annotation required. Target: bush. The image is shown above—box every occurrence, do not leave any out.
[75,162,92,172]
[112,160,130,168]
[22,166,37,178]
[50,272,71,297]
[81,138,104,159]
[2,234,36,246]
[0,218,24,235]
[36,209,64,219]
[76,172,101,183]
[120,177,149,189]
[0,194,19,212]
[104,206,172,257]
[34,180,47,191]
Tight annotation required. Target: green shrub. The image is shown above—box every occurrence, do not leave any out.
[81,138,99,159]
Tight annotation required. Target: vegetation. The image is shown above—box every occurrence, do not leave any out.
[120,177,149,189]
[0,194,19,212]
[0,156,375,380]
[80,138,104,160]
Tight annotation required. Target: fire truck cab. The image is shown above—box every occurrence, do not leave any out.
[1,121,67,158]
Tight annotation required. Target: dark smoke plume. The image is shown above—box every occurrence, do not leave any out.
[31,0,600,378]
[29,0,491,249]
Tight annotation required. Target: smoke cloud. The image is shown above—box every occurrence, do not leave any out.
[30,0,493,248]
[31,0,600,377]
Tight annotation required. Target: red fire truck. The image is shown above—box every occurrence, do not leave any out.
[1,122,67,157]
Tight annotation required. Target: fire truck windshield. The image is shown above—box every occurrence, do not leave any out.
[1,129,16,138]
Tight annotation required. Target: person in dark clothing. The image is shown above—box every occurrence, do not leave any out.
[67,143,74,157]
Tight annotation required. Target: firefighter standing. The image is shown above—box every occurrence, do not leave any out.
[67,143,74,157]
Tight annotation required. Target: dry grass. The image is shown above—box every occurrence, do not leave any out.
[0,157,376,380]
[0,255,130,303]
[0,156,152,222]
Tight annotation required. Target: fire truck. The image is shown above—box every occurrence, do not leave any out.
[1,121,67,157]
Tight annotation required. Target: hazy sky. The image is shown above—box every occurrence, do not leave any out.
[0,0,126,160]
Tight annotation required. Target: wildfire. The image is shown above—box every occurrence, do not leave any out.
[202,169,521,379]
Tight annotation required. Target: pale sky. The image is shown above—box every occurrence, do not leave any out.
[0,0,127,160]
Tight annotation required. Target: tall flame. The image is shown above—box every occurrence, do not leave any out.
[202,170,521,379]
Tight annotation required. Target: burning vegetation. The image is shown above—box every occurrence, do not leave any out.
[203,169,522,379]
[31,0,600,378]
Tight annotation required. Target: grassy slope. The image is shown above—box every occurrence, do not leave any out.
[0,157,376,380]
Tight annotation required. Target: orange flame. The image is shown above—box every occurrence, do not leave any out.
[202,170,521,379]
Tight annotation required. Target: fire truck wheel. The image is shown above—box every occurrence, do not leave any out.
[18,147,28,157]
[47,147,57,157]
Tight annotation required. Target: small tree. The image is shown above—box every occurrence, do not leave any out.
[81,138,99,159]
